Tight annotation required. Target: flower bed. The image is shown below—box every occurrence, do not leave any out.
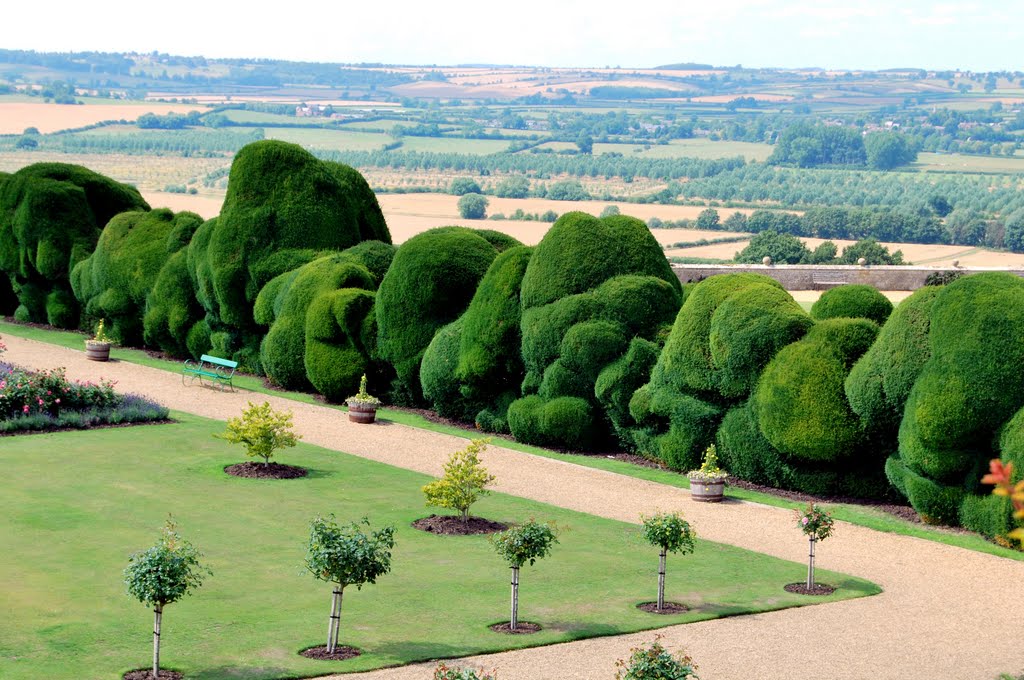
[0,362,169,434]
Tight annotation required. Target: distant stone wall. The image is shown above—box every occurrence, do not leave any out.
[671,264,1024,291]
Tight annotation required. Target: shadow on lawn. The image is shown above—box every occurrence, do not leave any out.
[188,665,292,680]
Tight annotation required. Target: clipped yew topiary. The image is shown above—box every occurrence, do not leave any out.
[72,209,203,345]
[377,227,514,404]
[631,274,811,470]
[891,272,1024,525]
[509,212,682,450]
[0,162,149,326]
[188,140,389,367]
[845,286,940,434]
[811,284,893,325]
[257,242,392,400]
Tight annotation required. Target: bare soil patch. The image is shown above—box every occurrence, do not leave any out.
[300,645,362,661]
[784,583,836,596]
[224,462,308,479]
[124,670,182,680]
[412,514,508,535]
[489,622,542,634]
[637,601,689,614]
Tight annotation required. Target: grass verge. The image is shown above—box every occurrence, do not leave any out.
[0,414,877,679]
[2,318,1020,562]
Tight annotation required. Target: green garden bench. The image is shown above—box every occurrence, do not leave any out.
[182,354,238,391]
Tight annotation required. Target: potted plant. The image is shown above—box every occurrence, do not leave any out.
[346,374,380,424]
[85,319,112,362]
[687,444,727,502]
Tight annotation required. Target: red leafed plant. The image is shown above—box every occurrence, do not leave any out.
[981,460,1024,545]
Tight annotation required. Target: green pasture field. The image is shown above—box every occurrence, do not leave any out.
[400,136,512,154]
[215,109,316,125]
[2,319,1021,562]
[595,139,773,161]
[261,127,391,151]
[913,152,1024,175]
[0,414,876,679]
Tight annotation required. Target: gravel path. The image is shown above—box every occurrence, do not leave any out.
[5,335,1024,680]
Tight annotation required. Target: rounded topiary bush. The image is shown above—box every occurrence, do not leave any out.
[72,208,203,345]
[595,337,660,445]
[845,286,940,434]
[189,140,389,363]
[0,162,149,326]
[143,248,205,358]
[811,284,893,325]
[509,212,682,450]
[258,251,375,393]
[755,318,878,463]
[304,286,379,402]
[421,317,479,421]
[376,227,513,404]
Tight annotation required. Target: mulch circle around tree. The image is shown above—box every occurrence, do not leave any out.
[489,621,542,634]
[124,670,183,680]
[224,462,308,479]
[412,514,508,536]
[299,645,362,661]
[784,582,836,596]
[637,601,689,614]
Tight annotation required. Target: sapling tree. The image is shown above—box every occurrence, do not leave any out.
[614,636,698,680]
[640,512,695,612]
[491,520,558,630]
[422,438,495,523]
[796,503,834,588]
[305,515,396,653]
[124,519,210,679]
[218,401,300,467]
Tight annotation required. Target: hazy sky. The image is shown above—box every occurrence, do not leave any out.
[7,0,1020,71]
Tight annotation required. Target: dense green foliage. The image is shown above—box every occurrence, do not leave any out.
[71,209,203,345]
[510,212,681,449]
[0,163,148,327]
[190,140,389,369]
[892,273,1024,528]
[810,285,893,326]
[377,227,514,404]
[769,122,867,168]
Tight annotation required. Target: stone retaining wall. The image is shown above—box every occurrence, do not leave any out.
[671,264,1024,291]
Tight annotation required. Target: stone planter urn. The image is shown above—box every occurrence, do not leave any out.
[85,340,111,362]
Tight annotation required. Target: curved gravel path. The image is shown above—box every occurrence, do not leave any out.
[5,335,1024,679]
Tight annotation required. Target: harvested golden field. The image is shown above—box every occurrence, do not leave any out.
[0,102,208,134]
[789,290,913,306]
[667,236,1024,268]
[141,191,224,218]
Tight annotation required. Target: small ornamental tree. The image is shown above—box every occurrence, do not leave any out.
[422,438,496,523]
[124,519,210,679]
[491,520,558,630]
[614,636,699,680]
[305,515,396,653]
[217,401,300,467]
[796,503,834,588]
[640,512,696,611]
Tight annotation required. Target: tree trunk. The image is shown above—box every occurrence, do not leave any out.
[510,566,520,631]
[461,507,468,523]
[152,604,163,679]
[326,587,343,653]
[807,536,816,589]
[657,549,667,611]
[263,455,270,468]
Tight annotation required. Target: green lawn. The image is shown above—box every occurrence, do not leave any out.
[2,318,1021,562]
[262,127,391,151]
[0,414,877,679]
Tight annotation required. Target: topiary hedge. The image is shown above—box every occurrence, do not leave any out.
[376,227,514,404]
[0,163,149,327]
[631,274,810,470]
[71,209,203,345]
[509,212,682,450]
[845,286,940,435]
[811,284,893,325]
[891,272,1024,525]
[188,140,389,368]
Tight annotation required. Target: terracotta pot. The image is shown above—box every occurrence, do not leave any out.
[85,341,111,362]
[689,477,725,503]
[347,403,378,424]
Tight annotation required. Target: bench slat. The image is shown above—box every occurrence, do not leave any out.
[199,354,238,369]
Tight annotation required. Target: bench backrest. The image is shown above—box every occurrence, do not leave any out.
[199,354,239,370]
